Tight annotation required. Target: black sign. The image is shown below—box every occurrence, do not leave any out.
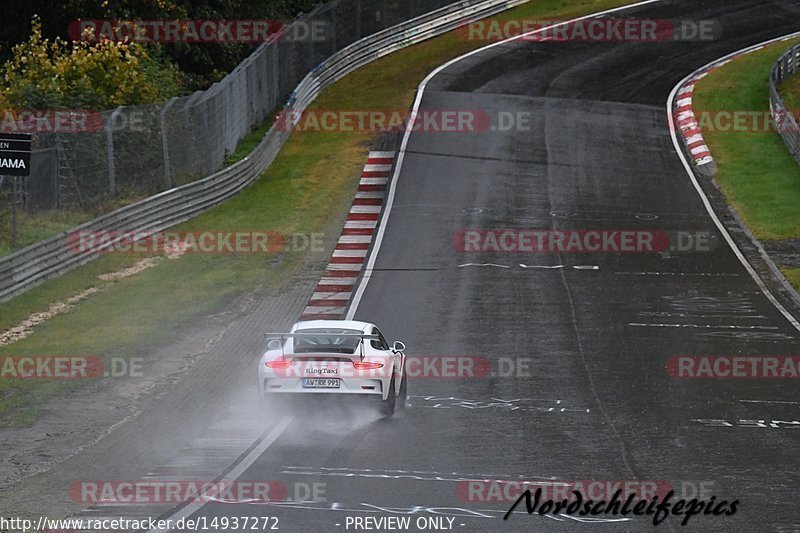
[0,133,32,176]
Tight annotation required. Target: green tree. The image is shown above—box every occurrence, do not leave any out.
[0,15,181,110]
[0,0,318,90]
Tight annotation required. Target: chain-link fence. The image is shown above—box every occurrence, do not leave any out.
[23,0,466,212]
[770,43,800,164]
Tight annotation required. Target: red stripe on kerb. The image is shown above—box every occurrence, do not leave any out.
[308,300,350,308]
[341,228,375,236]
[347,213,379,221]
[353,198,383,206]
[330,256,364,265]
[358,184,386,192]
[324,270,360,278]
[316,285,354,293]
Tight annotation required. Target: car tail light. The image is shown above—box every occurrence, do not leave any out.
[353,361,384,370]
[266,360,293,369]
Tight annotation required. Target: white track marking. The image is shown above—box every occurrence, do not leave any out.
[333,249,369,258]
[739,400,800,405]
[346,0,664,320]
[312,292,352,300]
[520,264,566,269]
[320,276,357,286]
[282,465,560,481]
[458,263,511,269]
[359,177,389,185]
[519,264,600,270]
[363,164,393,172]
[666,32,800,333]
[370,151,397,159]
[629,323,779,330]
[147,415,293,532]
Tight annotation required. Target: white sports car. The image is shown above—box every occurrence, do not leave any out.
[258,320,407,416]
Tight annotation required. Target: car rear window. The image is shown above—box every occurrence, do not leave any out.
[293,328,363,353]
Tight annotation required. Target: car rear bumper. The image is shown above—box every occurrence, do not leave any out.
[260,376,388,399]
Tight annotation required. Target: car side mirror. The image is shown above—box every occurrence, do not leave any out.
[267,339,282,350]
[392,341,406,353]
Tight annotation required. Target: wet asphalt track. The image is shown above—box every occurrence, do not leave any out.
[183,1,800,531]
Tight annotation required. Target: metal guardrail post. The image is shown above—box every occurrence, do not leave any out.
[770,44,800,165]
[106,107,122,194]
[11,176,18,248]
[160,97,178,188]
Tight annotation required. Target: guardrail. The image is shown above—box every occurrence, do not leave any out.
[770,43,800,163]
[0,0,528,302]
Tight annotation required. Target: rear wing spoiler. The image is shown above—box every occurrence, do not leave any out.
[264,333,380,340]
[264,333,381,359]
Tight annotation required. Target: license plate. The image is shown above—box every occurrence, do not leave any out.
[302,378,341,389]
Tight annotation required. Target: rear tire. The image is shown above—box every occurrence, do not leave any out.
[258,380,271,412]
[381,377,396,417]
[397,372,408,410]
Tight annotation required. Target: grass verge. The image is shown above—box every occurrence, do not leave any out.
[692,38,800,241]
[0,209,89,257]
[0,0,643,425]
[785,268,800,289]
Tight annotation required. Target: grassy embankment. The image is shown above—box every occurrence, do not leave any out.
[692,38,800,290]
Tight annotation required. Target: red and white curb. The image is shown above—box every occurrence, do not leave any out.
[300,151,395,321]
[673,33,799,169]
[673,62,733,168]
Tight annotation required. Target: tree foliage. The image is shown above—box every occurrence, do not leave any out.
[0,15,181,110]
[0,0,318,91]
